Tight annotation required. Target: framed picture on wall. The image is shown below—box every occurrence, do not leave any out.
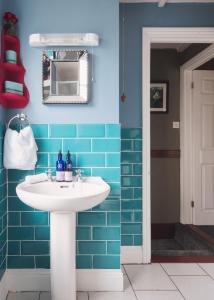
[150,82,168,113]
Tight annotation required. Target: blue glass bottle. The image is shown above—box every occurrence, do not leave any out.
[56,151,65,182]
[65,150,73,182]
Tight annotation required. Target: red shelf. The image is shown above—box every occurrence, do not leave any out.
[0,62,25,72]
[1,92,29,108]
[4,33,18,43]
[0,30,29,108]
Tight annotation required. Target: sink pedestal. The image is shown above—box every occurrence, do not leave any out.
[50,212,76,300]
[16,177,110,300]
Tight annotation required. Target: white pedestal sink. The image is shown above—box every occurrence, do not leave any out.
[16,177,110,300]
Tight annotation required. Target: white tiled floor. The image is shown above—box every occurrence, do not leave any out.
[135,291,184,300]
[199,263,214,279]
[88,276,136,300]
[7,293,40,300]
[6,263,214,300]
[38,293,51,300]
[161,263,207,276]
[124,264,177,291]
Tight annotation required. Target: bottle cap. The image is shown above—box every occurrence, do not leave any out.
[66,150,71,160]
[58,151,62,160]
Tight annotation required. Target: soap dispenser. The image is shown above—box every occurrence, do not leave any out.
[56,151,65,182]
[65,150,73,182]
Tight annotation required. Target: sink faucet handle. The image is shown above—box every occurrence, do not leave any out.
[76,169,84,182]
[76,169,83,176]
[46,168,53,181]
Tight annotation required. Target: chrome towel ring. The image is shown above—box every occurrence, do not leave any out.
[7,113,30,129]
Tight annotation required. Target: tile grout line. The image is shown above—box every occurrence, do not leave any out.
[160,263,210,277]
[159,263,186,300]
[134,289,186,292]
[157,274,209,277]
[168,276,187,300]
[197,263,214,281]
[122,264,139,300]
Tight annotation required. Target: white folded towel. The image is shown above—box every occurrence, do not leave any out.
[3,126,38,170]
[25,173,48,184]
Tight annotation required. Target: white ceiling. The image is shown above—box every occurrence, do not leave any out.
[151,43,191,52]
[120,0,214,7]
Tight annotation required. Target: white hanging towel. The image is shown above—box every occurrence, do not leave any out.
[4,126,38,170]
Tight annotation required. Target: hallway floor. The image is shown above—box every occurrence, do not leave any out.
[6,263,214,300]
[152,224,214,257]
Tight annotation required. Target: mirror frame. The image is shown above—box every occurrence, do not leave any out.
[42,49,89,104]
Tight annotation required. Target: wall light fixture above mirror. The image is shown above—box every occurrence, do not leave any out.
[29,33,99,47]
[42,50,89,104]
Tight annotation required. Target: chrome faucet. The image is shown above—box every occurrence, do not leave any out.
[76,169,84,182]
[47,168,53,182]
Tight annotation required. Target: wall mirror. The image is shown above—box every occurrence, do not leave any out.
[42,50,88,104]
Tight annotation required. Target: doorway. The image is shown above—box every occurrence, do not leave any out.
[150,45,181,257]
[142,28,214,263]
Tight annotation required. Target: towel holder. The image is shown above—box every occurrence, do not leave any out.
[7,113,30,128]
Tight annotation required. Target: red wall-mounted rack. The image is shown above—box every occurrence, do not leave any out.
[0,31,29,108]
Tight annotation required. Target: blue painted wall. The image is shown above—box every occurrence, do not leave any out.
[0,2,7,280]
[0,123,7,279]
[120,3,214,127]
[5,0,119,124]
[0,4,6,123]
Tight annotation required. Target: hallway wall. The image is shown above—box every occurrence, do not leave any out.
[151,49,180,224]
[120,3,214,128]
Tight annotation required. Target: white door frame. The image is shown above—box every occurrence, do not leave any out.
[180,45,214,225]
[142,27,214,264]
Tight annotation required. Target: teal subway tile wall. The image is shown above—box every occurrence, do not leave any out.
[121,128,142,246]
[0,123,7,279]
[7,124,121,270]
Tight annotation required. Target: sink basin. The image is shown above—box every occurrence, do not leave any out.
[16,176,110,300]
[16,176,110,212]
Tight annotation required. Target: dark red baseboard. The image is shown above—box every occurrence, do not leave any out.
[152,256,214,263]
